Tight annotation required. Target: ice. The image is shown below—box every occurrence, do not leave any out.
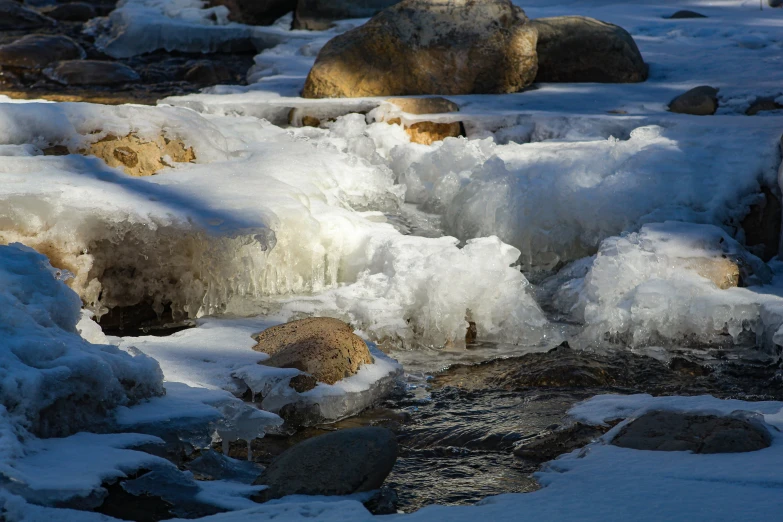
[0,243,163,438]
[89,0,295,58]
[548,222,783,347]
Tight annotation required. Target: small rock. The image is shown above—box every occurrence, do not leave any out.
[252,427,398,500]
[302,0,538,98]
[44,60,141,86]
[0,35,85,70]
[668,86,719,116]
[514,423,609,461]
[77,133,196,177]
[667,10,707,19]
[742,186,782,262]
[293,0,399,31]
[209,0,296,25]
[0,0,54,30]
[612,410,772,453]
[363,486,399,515]
[183,61,234,86]
[40,2,97,22]
[381,97,462,145]
[746,96,783,116]
[254,317,373,385]
[532,16,648,83]
[669,356,712,377]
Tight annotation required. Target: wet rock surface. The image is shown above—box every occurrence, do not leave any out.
[0,34,85,69]
[612,410,773,453]
[532,16,648,83]
[253,427,399,501]
[302,0,538,98]
[46,59,140,85]
[0,0,54,30]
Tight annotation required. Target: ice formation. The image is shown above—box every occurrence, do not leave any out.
[550,222,781,347]
[0,243,163,438]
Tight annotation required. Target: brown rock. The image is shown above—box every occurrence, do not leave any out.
[684,257,740,289]
[288,374,318,393]
[532,16,648,83]
[668,86,719,116]
[44,60,140,86]
[612,410,772,453]
[183,60,235,85]
[79,133,196,177]
[0,35,85,69]
[253,317,373,385]
[302,0,538,98]
[0,0,54,30]
[209,0,296,25]
[293,0,400,31]
[382,97,462,145]
[40,2,97,22]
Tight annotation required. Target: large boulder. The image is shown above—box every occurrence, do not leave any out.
[531,16,648,83]
[0,35,85,70]
[302,0,538,98]
[293,0,400,31]
[209,0,297,25]
[612,410,772,453]
[253,317,373,385]
[253,427,398,500]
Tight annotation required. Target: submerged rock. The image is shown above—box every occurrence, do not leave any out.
[209,0,296,25]
[40,2,97,22]
[0,0,54,30]
[253,427,398,500]
[612,410,772,453]
[0,35,85,70]
[302,0,538,98]
[293,0,400,30]
[668,86,719,115]
[380,97,462,145]
[79,133,196,177]
[667,10,707,19]
[532,16,648,83]
[254,317,373,384]
[44,60,141,86]
[514,422,610,461]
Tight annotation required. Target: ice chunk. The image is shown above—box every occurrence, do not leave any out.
[551,222,781,347]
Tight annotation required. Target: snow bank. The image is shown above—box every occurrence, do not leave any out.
[0,243,163,438]
[548,222,783,347]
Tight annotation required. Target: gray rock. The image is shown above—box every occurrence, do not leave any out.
[293,0,400,30]
[667,10,707,19]
[612,410,772,453]
[40,2,97,22]
[532,16,648,83]
[514,422,609,461]
[302,0,538,98]
[0,0,55,29]
[208,0,296,25]
[0,35,85,69]
[44,60,140,85]
[253,427,398,500]
[668,85,719,115]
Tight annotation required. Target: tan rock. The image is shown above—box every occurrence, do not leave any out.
[684,257,740,290]
[80,133,196,177]
[302,0,538,98]
[382,97,462,145]
[253,317,373,385]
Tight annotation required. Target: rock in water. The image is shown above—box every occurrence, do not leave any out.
[293,0,400,30]
[302,0,538,98]
[0,0,54,30]
[253,427,398,500]
[209,0,296,25]
[40,2,97,22]
[514,423,609,461]
[668,86,719,115]
[531,16,648,83]
[612,410,772,453]
[667,10,707,19]
[254,317,373,384]
[0,35,85,70]
[380,97,462,145]
[745,96,783,116]
[44,60,141,86]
